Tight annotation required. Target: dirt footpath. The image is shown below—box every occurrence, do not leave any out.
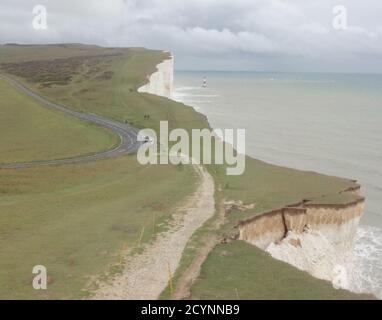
[92,165,215,300]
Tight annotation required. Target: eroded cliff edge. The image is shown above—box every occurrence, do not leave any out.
[238,186,365,291]
[239,186,363,249]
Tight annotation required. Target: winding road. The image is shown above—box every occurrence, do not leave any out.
[0,75,141,169]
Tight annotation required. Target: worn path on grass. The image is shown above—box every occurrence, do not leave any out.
[92,164,215,300]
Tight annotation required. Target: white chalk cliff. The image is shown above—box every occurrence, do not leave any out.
[138,53,174,99]
[238,188,366,292]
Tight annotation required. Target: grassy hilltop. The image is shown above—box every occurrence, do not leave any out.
[0,44,366,299]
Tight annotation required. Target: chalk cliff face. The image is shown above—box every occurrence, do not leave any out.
[238,190,365,291]
[138,53,174,99]
[239,196,364,250]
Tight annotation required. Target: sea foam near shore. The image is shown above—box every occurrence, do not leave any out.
[354,225,382,298]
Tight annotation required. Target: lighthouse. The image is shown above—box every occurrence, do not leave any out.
[202,77,207,88]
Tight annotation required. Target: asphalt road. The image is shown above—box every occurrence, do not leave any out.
[0,75,142,169]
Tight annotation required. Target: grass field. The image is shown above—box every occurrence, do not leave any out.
[0,79,118,164]
[0,44,199,299]
[0,156,197,299]
[0,44,365,299]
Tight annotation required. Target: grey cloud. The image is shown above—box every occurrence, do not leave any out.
[1,0,382,72]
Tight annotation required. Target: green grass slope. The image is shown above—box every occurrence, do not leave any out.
[0,45,198,299]
[0,78,118,163]
[0,156,197,299]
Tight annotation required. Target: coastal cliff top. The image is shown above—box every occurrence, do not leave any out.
[308,192,363,206]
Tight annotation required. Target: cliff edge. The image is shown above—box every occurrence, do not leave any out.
[138,52,174,99]
[238,187,365,292]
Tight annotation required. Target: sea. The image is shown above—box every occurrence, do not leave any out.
[174,70,382,298]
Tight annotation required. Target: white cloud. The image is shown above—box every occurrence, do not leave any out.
[1,0,382,71]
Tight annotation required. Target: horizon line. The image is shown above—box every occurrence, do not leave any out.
[175,69,382,75]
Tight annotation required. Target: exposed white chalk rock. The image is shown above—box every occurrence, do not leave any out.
[138,53,174,99]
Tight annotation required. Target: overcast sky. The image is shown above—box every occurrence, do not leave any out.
[1,0,382,72]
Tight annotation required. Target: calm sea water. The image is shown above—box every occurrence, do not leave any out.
[174,70,382,298]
